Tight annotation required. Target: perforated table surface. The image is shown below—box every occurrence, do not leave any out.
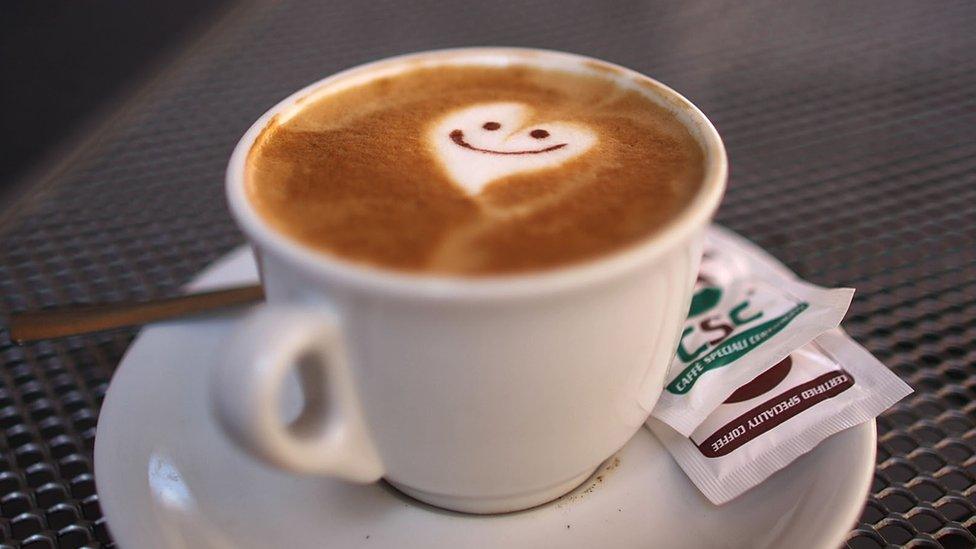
[0,1,973,547]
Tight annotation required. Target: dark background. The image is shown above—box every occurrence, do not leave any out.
[0,1,974,547]
[0,0,227,201]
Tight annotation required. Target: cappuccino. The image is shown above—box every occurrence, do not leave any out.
[246,58,705,275]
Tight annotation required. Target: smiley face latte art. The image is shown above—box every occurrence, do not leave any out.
[431,102,597,195]
[246,63,705,275]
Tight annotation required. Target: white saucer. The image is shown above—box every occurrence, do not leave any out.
[95,244,876,549]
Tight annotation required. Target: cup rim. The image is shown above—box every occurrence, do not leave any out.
[226,47,727,300]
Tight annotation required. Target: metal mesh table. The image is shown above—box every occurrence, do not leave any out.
[0,1,973,547]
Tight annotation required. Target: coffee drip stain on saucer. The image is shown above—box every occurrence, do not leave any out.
[556,455,622,509]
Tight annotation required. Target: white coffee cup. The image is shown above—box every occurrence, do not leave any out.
[213,48,727,514]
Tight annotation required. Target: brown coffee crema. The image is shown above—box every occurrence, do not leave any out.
[245,64,705,275]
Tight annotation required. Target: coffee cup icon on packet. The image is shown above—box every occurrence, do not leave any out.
[647,227,912,504]
[648,330,912,504]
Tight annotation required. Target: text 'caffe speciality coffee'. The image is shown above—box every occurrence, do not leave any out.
[652,227,856,436]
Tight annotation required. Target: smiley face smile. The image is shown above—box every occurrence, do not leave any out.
[448,129,567,155]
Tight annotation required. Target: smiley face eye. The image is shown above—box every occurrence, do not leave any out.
[530,129,549,139]
[482,121,501,131]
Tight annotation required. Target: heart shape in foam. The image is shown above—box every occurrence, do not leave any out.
[429,102,597,196]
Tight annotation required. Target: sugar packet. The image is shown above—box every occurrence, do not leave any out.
[647,329,912,504]
[651,227,855,436]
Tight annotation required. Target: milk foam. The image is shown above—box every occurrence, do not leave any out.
[429,102,597,195]
[245,61,705,275]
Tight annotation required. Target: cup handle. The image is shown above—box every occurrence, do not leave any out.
[211,306,384,483]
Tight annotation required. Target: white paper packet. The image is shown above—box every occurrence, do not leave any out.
[647,329,912,504]
[651,227,855,436]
